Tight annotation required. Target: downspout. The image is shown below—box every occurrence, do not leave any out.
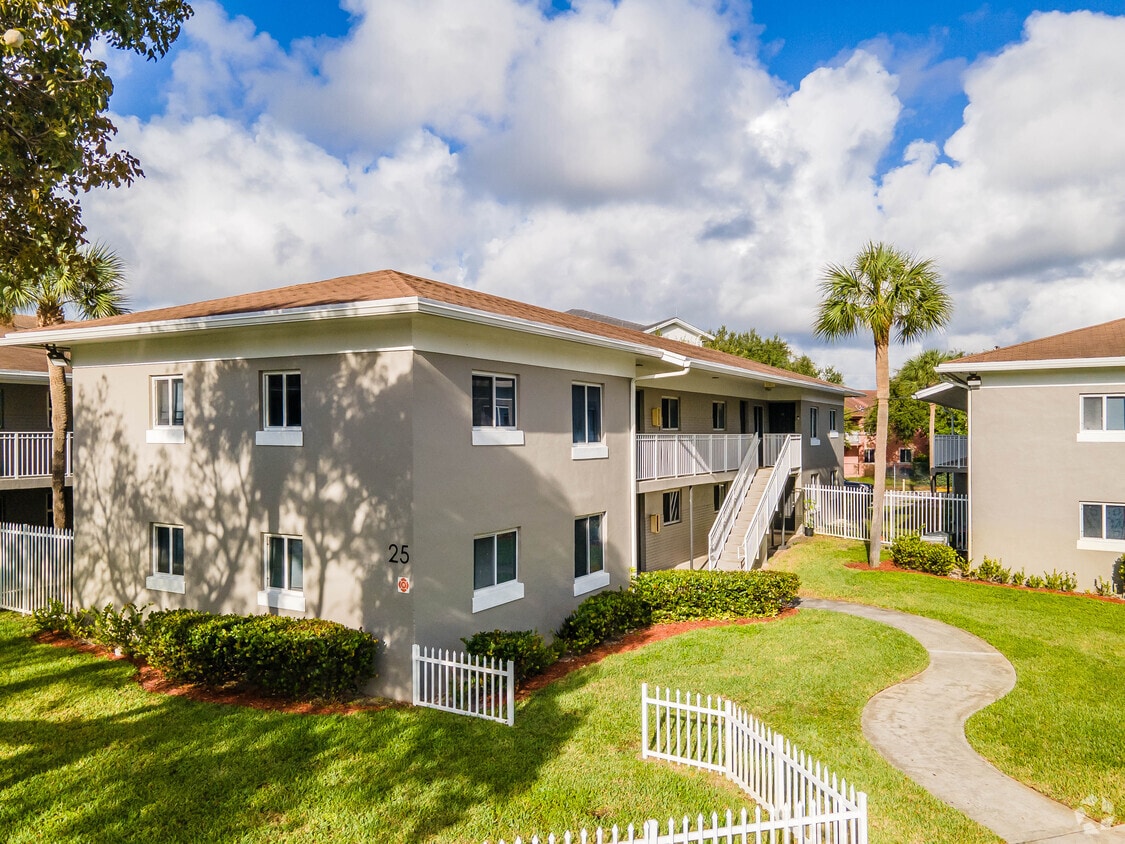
[630,375,638,574]
[688,485,694,570]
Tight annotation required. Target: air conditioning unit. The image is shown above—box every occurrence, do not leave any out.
[649,514,661,534]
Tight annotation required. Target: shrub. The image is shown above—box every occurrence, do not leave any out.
[139,610,378,699]
[1026,574,1046,589]
[1043,570,1077,593]
[953,555,973,578]
[1011,570,1026,587]
[31,601,149,654]
[31,599,72,634]
[631,570,799,622]
[461,629,557,684]
[890,534,959,576]
[975,556,1010,585]
[556,589,652,655]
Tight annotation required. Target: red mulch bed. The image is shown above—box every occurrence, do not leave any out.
[33,609,799,714]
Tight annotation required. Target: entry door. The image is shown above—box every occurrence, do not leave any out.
[753,405,764,462]
[768,402,796,434]
[739,400,749,434]
[635,389,645,432]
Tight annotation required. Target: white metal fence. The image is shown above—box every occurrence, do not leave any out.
[636,434,754,482]
[931,435,967,470]
[413,644,516,726]
[0,522,74,613]
[807,483,967,549]
[494,685,867,843]
[0,432,73,479]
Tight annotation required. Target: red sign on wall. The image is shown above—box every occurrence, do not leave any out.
[397,576,411,594]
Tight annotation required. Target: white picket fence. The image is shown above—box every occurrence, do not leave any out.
[494,685,867,844]
[412,644,516,726]
[807,483,967,549]
[0,522,74,613]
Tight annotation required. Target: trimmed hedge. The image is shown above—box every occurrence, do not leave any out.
[631,570,799,622]
[461,629,557,684]
[555,588,652,654]
[890,533,960,576]
[139,610,379,700]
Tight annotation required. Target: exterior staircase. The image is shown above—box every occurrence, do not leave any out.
[713,468,772,570]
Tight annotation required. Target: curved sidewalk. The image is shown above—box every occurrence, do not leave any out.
[800,598,1125,843]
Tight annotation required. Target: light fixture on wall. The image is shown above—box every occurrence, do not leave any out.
[965,373,981,389]
[45,345,69,367]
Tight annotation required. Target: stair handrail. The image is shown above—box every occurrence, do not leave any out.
[707,433,760,569]
[735,434,802,568]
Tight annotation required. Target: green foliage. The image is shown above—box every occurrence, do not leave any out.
[30,598,71,634]
[631,570,799,622]
[461,629,558,684]
[1025,574,1046,589]
[1011,570,1026,587]
[975,556,1011,585]
[138,610,378,700]
[31,600,148,654]
[863,349,967,442]
[706,326,841,384]
[890,534,959,576]
[0,0,193,280]
[1043,570,1078,593]
[556,589,653,655]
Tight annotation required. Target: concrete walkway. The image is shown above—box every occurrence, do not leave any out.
[800,598,1125,843]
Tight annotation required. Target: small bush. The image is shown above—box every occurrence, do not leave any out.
[1043,570,1077,593]
[631,570,798,622]
[975,556,1010,585]
[1026,574,1046,589]
[461,629,557,684]
[31,601,149,654]
[953,555,973,578]
[1011,570,1026,587]
[31,599,72,634]
[556,589,652,655]
[890,534,959,576]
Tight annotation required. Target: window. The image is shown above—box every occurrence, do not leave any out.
[473,529,523,612]
[1080,395,1125,441]
[574,514,610,595]
[661,397,680,430]
[147,524,186,593]
[572,383,606,458]
[147,376,185,444]
[1079,502,1125,550]
[662,490,681,525]
[713,482,728,511]
[829,409,838,436]
[809,407,819,443]
[899,448,913,463]
[256,372,303,447]
[472,373,524,446]
[712,401,726,431]
[259,534,304,610]
[863,448,875,463]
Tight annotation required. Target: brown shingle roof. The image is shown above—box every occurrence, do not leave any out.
[25,269,849,390]
[956,317,1125,365]
[0,316,49,374]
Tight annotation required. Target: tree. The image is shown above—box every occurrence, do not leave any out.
[0,244,128,528]
[707,326,843,384]
[0,0,192,281]
[814,242,952,567]
[863,349,966,442]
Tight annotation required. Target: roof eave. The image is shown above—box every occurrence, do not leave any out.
[940,355,1125,373]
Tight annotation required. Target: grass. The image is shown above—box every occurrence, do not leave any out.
[771,536,1125,821]
[0,606,996,843]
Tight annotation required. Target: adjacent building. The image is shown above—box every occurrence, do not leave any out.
[9,270,851,699]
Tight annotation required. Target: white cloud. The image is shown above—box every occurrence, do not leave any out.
[80,4,1125,388]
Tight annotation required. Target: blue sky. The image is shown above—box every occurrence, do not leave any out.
[87,1,1125,386]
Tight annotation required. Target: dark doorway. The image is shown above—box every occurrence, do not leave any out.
[739,400,748,434]
[635,389,645,432]
[768,402,796,434]
[635,493,647,572]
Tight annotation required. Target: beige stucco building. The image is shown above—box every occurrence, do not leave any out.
[934,318,1125,589]
[11,270,851,699]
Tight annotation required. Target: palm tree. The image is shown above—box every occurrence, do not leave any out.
[814,242,951,567]
[0,244,128,529]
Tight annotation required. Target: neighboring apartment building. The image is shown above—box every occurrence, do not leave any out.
[8,270,850,699]
[0,317,71,525]
[930,317,1125,589]
[842,390,926,481]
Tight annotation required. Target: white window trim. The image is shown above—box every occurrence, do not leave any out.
[663,490,682,525]
[147,427,186,444]
[1078,501,1125,551]
[257,588,306,612]
[828,410,838,437]
[472,371,523,445]
[256,429,304,447]
[828,431,839,439]
[809,438,821,446]
[712,401,726,431]
[809,407,819,444]
[472,428,525,447]
[1077,430,1125,443]
[148,375,185,443]
[571,442,608,460]
[146,573,185,594]
[1079,393,1125,438]
[472,578,525,613]
[574,570,611,597]
[661,396,680,431]
[261,370,302,432]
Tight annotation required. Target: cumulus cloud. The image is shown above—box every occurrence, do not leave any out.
[81,2,1125,387]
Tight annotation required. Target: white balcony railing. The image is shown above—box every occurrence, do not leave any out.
[636,433,755,482]
[0,432,73,480]
[932,434,967,470]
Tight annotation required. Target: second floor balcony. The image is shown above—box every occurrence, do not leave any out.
[932,434,967,470]
[0,432,73,480]
[637,433,754,482]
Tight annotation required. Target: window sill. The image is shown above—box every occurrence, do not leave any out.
[472,428,525,447]
[146,427,185,444]
[828,431,840,439]
[571,443,608,460]
[146,573,185,594]
[472,580,524,613]
[809,438,821,446]
[573,570,610,597]
[256,429,303,447]
[1077,537,1125,552]
[1077,430,1125,443]
[257,589,305,611]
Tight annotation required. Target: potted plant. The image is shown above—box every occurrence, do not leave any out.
[803,497,817,536]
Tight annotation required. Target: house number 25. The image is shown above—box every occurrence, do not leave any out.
[388,544,410,564]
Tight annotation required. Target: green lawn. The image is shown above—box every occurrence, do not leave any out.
[0,604,995,843]
[771,536,1125,821]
